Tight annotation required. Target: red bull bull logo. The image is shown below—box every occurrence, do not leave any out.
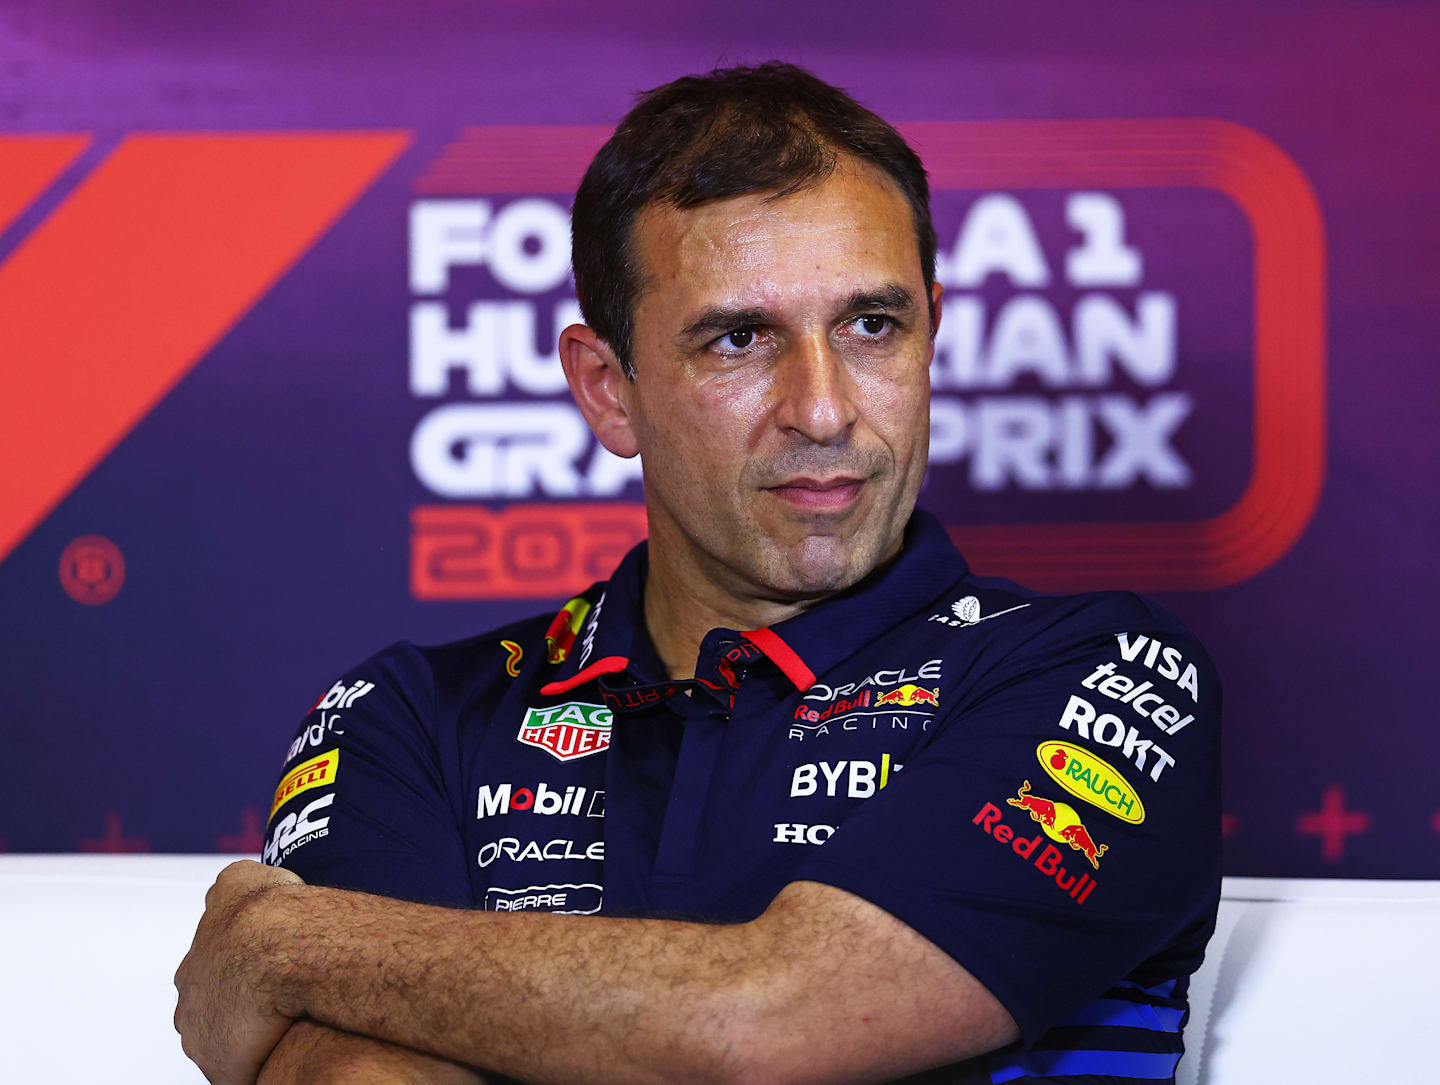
[872,684,940,708]
[1006,781,1108,869]
[973,796,1100,904]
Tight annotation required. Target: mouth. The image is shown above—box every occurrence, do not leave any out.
[764,475,867,513]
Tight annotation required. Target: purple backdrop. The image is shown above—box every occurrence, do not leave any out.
[2,1,1437,877]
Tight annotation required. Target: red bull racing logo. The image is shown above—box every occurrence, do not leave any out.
[872,684,940,708]
[1006,780,1108,869]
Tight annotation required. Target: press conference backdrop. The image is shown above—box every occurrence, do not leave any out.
[1,2,1435,878]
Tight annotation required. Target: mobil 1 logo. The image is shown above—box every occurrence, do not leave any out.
[477,782,605,819]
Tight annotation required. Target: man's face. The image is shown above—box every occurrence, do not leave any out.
[620,160,938,604]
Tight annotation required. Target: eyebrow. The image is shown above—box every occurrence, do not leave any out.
[676,306,775,345]
[674,283,920,347]
[842,284,919,317]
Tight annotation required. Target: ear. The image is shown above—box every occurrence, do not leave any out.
[923,280,944,363]
[559,324,640,459]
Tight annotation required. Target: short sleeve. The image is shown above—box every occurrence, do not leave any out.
[262,642,473,909]
[792,598,1221,1045]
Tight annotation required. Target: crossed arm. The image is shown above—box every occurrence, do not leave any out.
[175,861,1018,1084]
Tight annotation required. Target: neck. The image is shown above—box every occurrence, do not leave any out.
[643,566,812,681]
[638,503,910,681]
[641,514,826,680]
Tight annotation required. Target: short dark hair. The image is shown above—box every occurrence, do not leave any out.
[571,61,936,379]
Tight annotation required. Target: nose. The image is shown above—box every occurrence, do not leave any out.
[772,335,859,445]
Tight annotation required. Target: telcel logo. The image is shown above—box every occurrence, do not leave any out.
[1038,741,1145,824]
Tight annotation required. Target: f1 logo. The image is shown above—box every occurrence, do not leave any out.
[0,131,410,565]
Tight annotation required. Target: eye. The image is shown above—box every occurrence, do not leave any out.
[855,315,891,336]
[716,328,756,352]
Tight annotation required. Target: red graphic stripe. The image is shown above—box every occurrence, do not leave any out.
[0,134,90,235]
[742,628,817,691]
[0,131,411,564]
[540,655,630,697]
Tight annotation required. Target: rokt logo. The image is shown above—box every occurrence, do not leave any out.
[1056,695,1176,781]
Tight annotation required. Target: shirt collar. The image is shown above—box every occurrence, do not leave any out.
[540,508,968,698]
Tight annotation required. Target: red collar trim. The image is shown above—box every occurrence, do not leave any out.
[742,628,816,691]
[539,655,630,697]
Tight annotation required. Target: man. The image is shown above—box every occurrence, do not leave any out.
[176,63,1219,1084]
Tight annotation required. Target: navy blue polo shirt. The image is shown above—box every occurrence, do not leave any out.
[265,509,1220,1084]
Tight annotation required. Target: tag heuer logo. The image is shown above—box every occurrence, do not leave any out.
[518,702,613,762]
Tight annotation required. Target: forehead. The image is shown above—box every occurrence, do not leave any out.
[630,161,920,315]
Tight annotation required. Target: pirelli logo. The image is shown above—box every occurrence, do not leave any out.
[271,748,340,818]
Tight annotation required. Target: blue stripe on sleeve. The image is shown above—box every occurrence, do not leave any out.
[990,1048,1183,1082]
[1055,998,1186,1032]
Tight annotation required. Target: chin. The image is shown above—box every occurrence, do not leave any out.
[769,535,880,597]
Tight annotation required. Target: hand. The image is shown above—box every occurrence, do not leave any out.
[175,860,306,1084]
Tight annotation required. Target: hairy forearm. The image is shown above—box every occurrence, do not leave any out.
[228,879,1014,1085]
[262,886,755,1084]
[258,1018,487,1084]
